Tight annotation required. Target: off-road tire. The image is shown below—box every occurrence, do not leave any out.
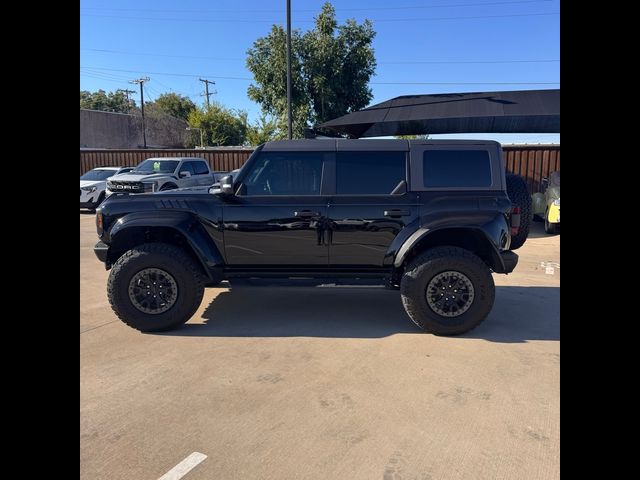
[160,183,178,191]
[107,242,205,332]
[400,247,495,335]
[505,173,531,250]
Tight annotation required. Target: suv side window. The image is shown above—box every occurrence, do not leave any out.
[192,161,210,175]
[423,150,491,187]
[242,152,324,196]
[179,161,195,175]
[336,151,406,195]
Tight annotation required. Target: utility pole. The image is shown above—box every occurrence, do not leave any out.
[116,88,136,111]
[130,77,150,148]
[199,78,216,108]
[286,0,293,139]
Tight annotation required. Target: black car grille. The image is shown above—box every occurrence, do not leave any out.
[108,181,149,192]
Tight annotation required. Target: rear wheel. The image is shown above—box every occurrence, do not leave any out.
[107,242,205,332]
[505,174,531,250]
[400,246,495,335]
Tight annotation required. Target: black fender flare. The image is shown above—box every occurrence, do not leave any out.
[108,211,224,278]
[392,226,506,273]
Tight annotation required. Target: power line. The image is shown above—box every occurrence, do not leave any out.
[80,73,129,85]
[82,66,252,80]
[80,11,559,24]
[81,48,559,65]
[80,0,553,14]
[81,67,557,86]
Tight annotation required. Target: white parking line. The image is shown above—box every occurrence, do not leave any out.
[158,452,207,480]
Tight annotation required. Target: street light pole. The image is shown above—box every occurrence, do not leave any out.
[286,0,292,139]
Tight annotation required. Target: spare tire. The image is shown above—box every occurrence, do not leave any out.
[505,173,531,250]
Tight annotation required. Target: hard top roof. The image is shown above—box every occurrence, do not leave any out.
[262,138,500,152]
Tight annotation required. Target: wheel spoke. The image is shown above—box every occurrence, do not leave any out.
[425,271,475,318]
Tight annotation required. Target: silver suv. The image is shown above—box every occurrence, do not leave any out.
[106,157,214,196]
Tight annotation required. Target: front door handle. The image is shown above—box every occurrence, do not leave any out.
[384,209,411,217]
[295,210,320,218]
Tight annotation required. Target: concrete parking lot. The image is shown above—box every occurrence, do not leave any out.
[80,213,559,480]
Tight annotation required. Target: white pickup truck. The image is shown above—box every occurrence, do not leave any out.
[106,157,215,196]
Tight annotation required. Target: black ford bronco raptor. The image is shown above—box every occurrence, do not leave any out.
[94,139,530,335]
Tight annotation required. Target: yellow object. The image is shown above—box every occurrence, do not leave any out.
[547,203,560,223]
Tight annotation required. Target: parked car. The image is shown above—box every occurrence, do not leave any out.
[80,166,133,211]
[94,139,530,335]
[105,157,215,197]
[532,170,560,234]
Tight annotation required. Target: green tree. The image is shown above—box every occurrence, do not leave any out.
[246,114,281,146]
[186,103,247,147]
[246,2,376,138]
[147,93,195,121]
[80,89,135,113]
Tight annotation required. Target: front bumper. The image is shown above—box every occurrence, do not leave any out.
[80,189,98,208]
[94,241,109,264]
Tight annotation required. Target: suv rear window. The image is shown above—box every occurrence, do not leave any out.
[423,150,491,187]
[337,152,406,195]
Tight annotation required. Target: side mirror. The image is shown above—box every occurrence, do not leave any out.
[179,171,191,178]
[218,175,234,196]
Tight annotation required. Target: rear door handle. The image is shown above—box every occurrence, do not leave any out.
[295,210,320,218]
[384,209,411,217]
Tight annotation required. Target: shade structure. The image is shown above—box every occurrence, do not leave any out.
[316,89,560,138]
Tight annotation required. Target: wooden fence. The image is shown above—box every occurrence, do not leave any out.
[503,145,560,194]
[80,148,254,176]
[80,144,559,193]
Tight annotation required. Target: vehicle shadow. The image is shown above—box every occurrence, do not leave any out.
[527,220,558,239]
[163,285,559,343]
[79,210,95,215]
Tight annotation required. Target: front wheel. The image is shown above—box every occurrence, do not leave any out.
[107,243,205,332]
[400,247,495,335]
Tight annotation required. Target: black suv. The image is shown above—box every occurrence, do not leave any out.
[94,139,530,335]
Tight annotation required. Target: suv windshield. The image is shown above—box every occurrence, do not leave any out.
[133,159,179,174]
[81,169,117,181]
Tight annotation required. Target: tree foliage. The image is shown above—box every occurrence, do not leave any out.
[246,114,281,146]
[147,93,196,121]
[186,103,248,147]
[80,89,135,113]
[246,2,376,138]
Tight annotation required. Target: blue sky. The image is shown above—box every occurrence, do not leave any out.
[80,0,560,144]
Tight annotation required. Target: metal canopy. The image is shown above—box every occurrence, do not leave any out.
[316,89,560,138]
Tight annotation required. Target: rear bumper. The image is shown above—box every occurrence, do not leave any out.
[94,241,109,263]
[499,251,518,273]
